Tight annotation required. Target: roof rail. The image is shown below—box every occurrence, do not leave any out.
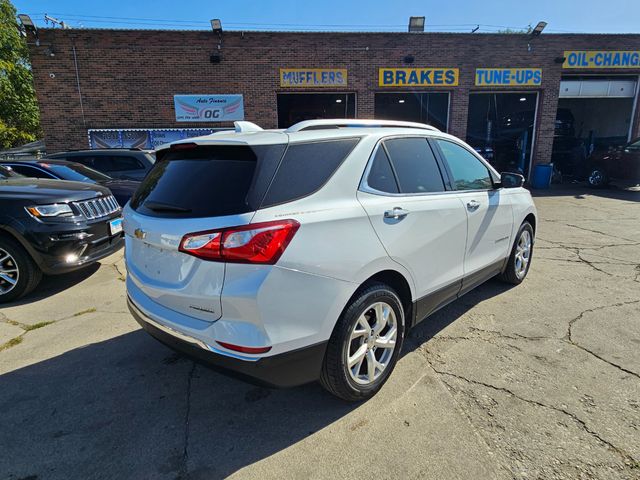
[285,119,441,133]
[234,121,263,133]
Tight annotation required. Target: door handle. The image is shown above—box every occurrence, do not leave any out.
[384,207,409,219]
[466,200,480,211]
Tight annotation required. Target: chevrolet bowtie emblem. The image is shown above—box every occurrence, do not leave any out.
[134,228,146,240]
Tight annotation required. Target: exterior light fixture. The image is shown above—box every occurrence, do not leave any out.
[403,55,415,64]
[210,19,222,33]
[18,13,36,29]
[17,13,39,45]
[554,56,566,64]
[210,53,221,64]
[408,16,425,33]
[531,21,547,36]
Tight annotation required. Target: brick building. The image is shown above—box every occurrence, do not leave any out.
[27,28,640,179]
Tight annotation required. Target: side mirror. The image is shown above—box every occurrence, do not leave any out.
[500,172,525,188]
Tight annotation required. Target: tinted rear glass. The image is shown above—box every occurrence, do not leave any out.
[130,145,285,218]
[261,138,359,207]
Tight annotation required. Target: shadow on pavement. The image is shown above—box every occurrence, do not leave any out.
[0,328,355,480]
[3,263,100,308]
[0,278,516,479]
[403,278,515,357]
[530,183,640,202]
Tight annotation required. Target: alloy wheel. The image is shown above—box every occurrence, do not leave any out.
[514,230,532,279]
[589,169,605,186]
[346,301,398,385]
[0,247,19,295]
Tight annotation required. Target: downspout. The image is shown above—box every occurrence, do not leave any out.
[72,42,87,129]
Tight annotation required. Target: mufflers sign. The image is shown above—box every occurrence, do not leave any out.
[280,69,347,87]
[379,68,459,87]
[174,95,244,122]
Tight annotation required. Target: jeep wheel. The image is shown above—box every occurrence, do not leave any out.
[320,283,405,402]
[0,237,42,303]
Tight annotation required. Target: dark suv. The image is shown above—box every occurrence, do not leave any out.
[0,166,124,303]
[45,148,155,181]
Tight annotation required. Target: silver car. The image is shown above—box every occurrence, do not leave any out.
[124,119,536,401]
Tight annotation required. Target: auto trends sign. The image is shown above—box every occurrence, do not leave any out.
[174,95,244,122]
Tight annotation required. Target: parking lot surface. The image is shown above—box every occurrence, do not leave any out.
[1,186,639,480]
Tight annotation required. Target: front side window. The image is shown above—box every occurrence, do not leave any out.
[436,140,493,191]
[383,138,445,194]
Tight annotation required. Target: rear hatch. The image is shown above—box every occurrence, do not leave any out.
[124,141,287,321]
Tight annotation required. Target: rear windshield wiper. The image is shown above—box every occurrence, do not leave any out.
[143,201,192,213]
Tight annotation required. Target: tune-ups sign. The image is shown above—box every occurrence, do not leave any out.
[475,68,542,86]
[174,95,244,122]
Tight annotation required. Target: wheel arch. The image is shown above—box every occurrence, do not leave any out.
[356,269,414,325]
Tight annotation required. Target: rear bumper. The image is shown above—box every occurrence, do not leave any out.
[128,296,327,388]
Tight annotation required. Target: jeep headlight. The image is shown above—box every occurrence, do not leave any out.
[26,204,74,218]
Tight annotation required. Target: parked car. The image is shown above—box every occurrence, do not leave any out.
[0,165,124,303]
[45,148,155,181]
[124,119,537,401]
[0,159,140,207]
[586,137,640,187]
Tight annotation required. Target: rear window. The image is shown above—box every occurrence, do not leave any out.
[260,138,359,207]
[130,145,285,218]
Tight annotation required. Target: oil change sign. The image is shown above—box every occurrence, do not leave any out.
[280,69,347,87]
[475,68,542,86]
[174,95,244,122]
[563,51,640,69]
[379,68,459,87]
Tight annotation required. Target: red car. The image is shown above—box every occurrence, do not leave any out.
[587,137,640,188]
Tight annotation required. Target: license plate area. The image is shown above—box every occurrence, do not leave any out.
[109,217,123,236]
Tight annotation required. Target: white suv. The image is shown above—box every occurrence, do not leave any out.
[124,119,536,401]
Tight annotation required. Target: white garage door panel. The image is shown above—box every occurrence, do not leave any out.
[559,79,637,98]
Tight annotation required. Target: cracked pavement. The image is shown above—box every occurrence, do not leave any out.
[1,186,639,479]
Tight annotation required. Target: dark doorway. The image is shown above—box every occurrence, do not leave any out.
[374,92,449,131]
[552,97,635,177]
[465,92,537,177]
[277,93,356,128]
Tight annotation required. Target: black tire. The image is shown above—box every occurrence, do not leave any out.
[0,236,42,303]
[499,222,534,285]
[587,168,609,188]
[320,282,405,402]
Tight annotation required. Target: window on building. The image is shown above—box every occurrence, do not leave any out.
[277,93,356,128]
[465,92,537,177]
[374,93,449,132]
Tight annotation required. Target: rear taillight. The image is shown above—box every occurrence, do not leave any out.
[179,219,300,264]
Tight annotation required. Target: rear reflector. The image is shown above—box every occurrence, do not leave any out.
[179,219,300,264]
[216,341,272,354]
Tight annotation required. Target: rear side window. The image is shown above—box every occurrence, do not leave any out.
[261,138,359,207]
[111,156,144,171]
[367,147,399,194]
[384,138,445,193]
[131,145,286,218]
[6,165,55,179]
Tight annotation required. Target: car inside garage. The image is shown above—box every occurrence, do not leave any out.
[551,76,638,177]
